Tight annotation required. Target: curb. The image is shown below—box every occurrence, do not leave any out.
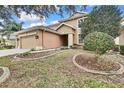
[72,53,124,75]
[0,67,10,84]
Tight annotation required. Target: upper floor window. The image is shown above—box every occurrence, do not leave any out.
[78,17,87,28]
[78,18,84,28]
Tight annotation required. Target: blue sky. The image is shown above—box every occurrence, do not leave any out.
[14,5,124,29]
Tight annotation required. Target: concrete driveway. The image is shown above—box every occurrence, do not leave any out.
[0,49,30,57]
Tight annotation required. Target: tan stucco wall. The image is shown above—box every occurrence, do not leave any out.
[64,19,78,27]
[49,18,82,45]
[17,29,66,49]
[57,25,77,45]
[48,14,84,45]
[57,25,75,34]
[119,30,124,45]
[49,17,80,30]
[43,31,64,49]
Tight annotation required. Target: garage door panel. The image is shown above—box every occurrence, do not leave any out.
[21,35,36,49]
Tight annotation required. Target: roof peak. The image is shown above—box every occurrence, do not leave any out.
[48,11,88,27]
[73,11,88,14]
[56,23,76,30]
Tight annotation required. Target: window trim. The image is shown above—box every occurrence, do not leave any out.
[77,18,84,28]
[78,33,83,44]
[77,17,88,28]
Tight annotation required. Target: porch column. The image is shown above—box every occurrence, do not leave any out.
[68,34,73,48]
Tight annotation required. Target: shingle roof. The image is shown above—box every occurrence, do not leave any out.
[56,23,76,30]
[48,11,88,27]
[16,12,88,35]
[59,12,88,22]
[16,26,60,35]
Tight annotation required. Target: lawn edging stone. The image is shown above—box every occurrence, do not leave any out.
[13,49,68,62]
[72,53,124,75]
[0,66,10,84]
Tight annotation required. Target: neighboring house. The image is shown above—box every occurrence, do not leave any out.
[0,29,4,39]
[16,12,88,49]
[0,30,16,46]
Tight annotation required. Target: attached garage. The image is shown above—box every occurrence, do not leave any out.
[16,26,68,49]
[20,35,36,49]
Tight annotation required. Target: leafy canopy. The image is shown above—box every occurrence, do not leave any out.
[3,21,23,32]
[0,5,86,26]
[81,6,122,38]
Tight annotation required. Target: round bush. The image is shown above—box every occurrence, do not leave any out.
[83,32,115,54]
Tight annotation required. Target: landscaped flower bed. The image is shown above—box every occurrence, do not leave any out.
[73,53,124,75]
[17,50,58,59]
[13,49,64,61]
[75,54,120,72]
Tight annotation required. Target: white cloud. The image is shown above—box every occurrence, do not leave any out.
[0,19,4,22]
[23,21,48,29]
[0,26,3,29]
[19,11,43,23]
[50,20,58,24]
[30,22,43,27]
[30,21,47,27]
[19,11,48,29]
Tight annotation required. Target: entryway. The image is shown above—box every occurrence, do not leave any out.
[61,33,74,48]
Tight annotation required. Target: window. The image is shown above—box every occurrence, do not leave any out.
[78,34,83,43]
[78,18,84,28]
[78,17,88,28]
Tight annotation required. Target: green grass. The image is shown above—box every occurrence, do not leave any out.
[0,49,123,88]
[0,47,6,50]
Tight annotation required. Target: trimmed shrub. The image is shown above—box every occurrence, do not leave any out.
[120,45,124,55]
[84,32,115,54]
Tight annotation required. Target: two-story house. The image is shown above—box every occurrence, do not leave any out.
[16,12,88,49]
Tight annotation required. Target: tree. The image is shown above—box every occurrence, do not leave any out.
[1,21,23,40]
[3,21,23,32]
[0,5,86,26]
[81,6,122,38]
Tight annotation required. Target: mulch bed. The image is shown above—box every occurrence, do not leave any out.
[16,50,58,59]
[75,54,120,72]
[0,68,3,77]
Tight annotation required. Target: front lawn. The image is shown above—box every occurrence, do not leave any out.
[0,49,123,88]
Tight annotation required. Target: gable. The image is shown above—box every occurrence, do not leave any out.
[56,25,75,34]
[48,12,88,30]
[56,23,76,30]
